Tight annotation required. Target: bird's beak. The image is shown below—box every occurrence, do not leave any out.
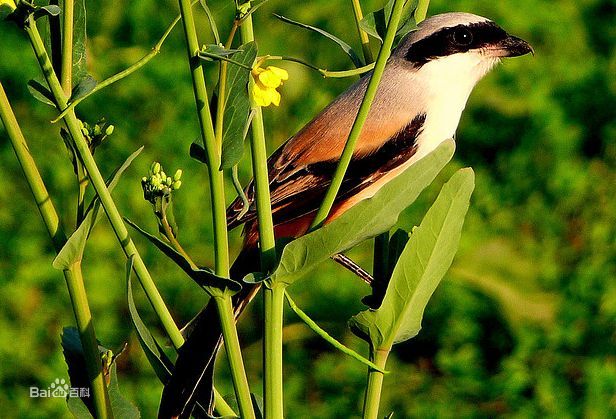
[489,35,534,57]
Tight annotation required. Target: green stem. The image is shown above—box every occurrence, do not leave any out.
[214,296,256,419]
[61,0,74,94]
[177,0,230,278]
[24,17,184,350]
[263,284,285,419]
[0,83,111,419]
[350,0,374,64]
[176,2,253,417]
[239,9,282,418]
[362,348,390,419]
[309,0,407,230]
[414,0,430,23]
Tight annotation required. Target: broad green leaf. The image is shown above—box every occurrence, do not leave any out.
[72,0,88,85]
[67,396,92,419]
[125,218,241,292]
[221,42,257,169]
[52,147,143,270]
[108,363,140,418]
[27,80,55,106]
[274,14,363,68]
[350,168,475,349]
[126,256,174,384]
[360,0,418,43]
[270,140,455,285]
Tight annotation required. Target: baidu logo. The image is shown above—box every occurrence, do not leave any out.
[30,378,90,398]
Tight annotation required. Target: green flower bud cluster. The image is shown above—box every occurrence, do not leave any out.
[78,118,115,152]
[141,161,183,204]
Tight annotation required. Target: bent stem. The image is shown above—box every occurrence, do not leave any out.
[362,348,390,419]
[309,0,407,230]
[0,83,111,418]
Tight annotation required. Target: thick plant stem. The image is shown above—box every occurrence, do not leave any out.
[351,0,373,64]
[309,0,407,230]
[176,2,254,416]
[176,0,230,278]
[61,0,74,94]
[362,348,390,419]
[215,297,256,419]
[239,8,282,419]
[0,83,111,419]
[24,19,184,350]
[263,284,285,419]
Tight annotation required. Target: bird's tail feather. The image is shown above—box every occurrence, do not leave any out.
[158,247,261,419]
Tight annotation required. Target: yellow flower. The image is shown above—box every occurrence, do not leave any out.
[251,65,288,107]
[0,0,16,11]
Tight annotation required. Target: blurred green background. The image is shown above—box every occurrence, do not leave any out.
[1,0,614,417]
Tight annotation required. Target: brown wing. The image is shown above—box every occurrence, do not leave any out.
[227,112,427,231]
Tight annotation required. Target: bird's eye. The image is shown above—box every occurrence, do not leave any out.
[452,28,473,46]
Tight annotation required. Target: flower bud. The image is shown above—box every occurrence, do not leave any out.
[105,125,115,136]
[151,162,161,175]
[174,169,182,181]
[172,180,182,190]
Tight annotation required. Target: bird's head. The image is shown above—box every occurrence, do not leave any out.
[392,12,533,81]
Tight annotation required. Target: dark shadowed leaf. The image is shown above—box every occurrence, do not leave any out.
[189,142,207,165]
[220,42,257,169]
[125,218,241,292]
[126,256,174,384]
[27,80,55,106]
[274,14,363,67]
[270,140,455,286]
[350,169,475,349]
[69,75,97,103]
[52,147,144,270]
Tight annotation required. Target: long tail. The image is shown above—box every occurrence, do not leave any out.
[158,247,261,419]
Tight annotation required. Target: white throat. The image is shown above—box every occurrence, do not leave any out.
[412,52,500,160]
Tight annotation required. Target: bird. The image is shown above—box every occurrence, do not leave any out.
[159,12,533,418]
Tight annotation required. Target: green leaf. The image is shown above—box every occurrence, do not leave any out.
[270,140,455,286]
[350,168,475,349]
[360,0,418,43]
[67,396,93,419]
[108,363,140,418]
[199,0,220,44]
[125,218,241,292]
[27,79,55,106]
[52,147,144,270]
[125,256,174,384]
[274,14,363,68]
[220,42,257,169]
[72,0,88,85]
[69,75,97,102]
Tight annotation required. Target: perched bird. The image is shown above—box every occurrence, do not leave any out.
[160,12,532,418]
